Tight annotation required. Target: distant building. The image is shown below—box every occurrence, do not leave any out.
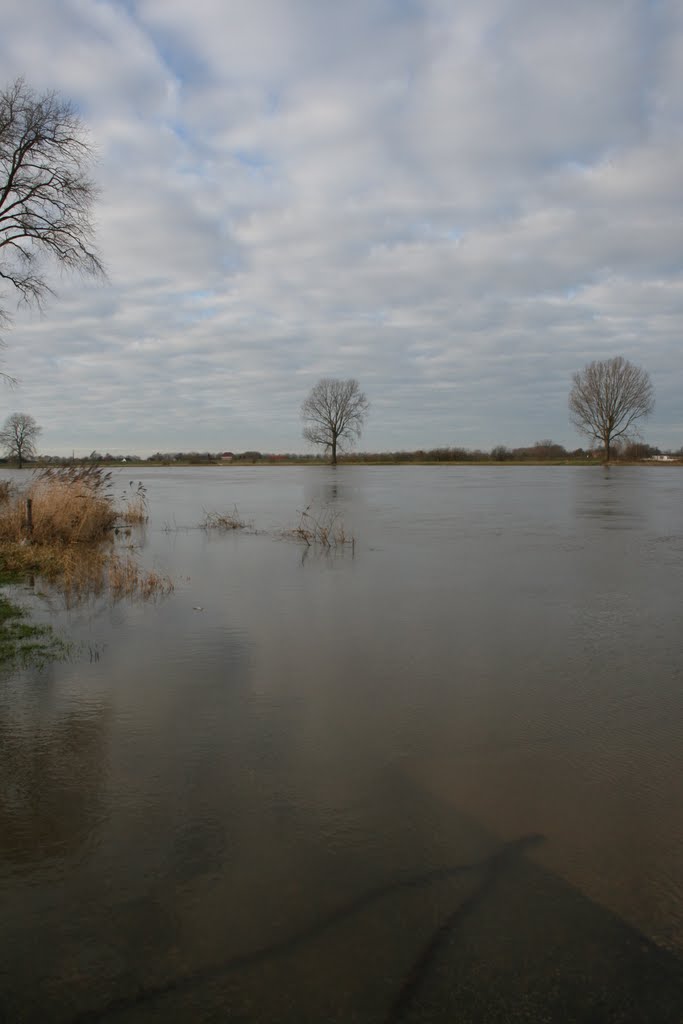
[220,452,234,461]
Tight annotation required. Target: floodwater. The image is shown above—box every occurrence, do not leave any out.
[1,465,683,1022]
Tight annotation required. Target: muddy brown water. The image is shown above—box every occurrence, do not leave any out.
[1,465,683,1021]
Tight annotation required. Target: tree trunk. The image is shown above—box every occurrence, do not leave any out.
[331,436,337,465]
[604,439,611,463]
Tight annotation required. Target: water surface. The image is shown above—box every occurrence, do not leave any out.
[1,466,683,1021]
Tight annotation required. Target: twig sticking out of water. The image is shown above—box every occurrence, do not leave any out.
[288,506,353,548]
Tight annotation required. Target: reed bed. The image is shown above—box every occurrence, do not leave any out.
[0,466,171,601]
[0,465,117,545]
[118,481,149,525]
[108,554,174,601]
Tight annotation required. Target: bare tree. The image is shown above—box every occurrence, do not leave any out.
[0,77,105,380]
[0,412,42,467]
[301,378,369,464]
[569,356,654,462]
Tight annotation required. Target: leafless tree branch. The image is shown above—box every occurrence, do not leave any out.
[0,411,41,467]
[569,356,654,461]
[301,378,369,464]
[0,77,106,382]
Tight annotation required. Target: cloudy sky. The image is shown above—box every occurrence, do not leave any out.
[0,0,681,455]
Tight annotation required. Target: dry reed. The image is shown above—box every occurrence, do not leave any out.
[0,466,171,601]
[118,481,149,524]
[108,553,174,600]
[0,465,117,545]
[287,506,353,548]
[201,506,248,531]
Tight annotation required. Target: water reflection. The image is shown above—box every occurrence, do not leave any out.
[574,467,648,528]
[0,670,109,870]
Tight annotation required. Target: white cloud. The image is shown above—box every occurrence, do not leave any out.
[1,0,681,454]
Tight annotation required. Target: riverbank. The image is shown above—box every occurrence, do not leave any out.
[4,457,682,469]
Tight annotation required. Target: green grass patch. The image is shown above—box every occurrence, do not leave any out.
[0,592,69,668]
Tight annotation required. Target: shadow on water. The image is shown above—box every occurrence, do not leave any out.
[6,831,679,1024]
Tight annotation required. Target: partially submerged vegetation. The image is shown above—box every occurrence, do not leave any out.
[198,502,353,549]
[107,555,172,601]
[201,506,248,531]
[0,470,352,664]
[3,465,117,543]
[198,503,352,549]
[0,466,171,603]
[118,480,149,524]
[0,592,69,667]
[286,506,353,549]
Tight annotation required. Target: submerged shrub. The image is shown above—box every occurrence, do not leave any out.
[201,506,248,531]
[287,506,353,548]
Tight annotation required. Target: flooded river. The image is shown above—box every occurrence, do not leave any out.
[1,465,683,1022]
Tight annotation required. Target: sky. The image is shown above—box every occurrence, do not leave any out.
[0,0,681,456]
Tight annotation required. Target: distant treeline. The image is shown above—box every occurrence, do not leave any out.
[328,440,675,463]
[9,440,680,467]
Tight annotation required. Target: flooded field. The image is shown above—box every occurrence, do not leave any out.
[2,465,683,1022]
